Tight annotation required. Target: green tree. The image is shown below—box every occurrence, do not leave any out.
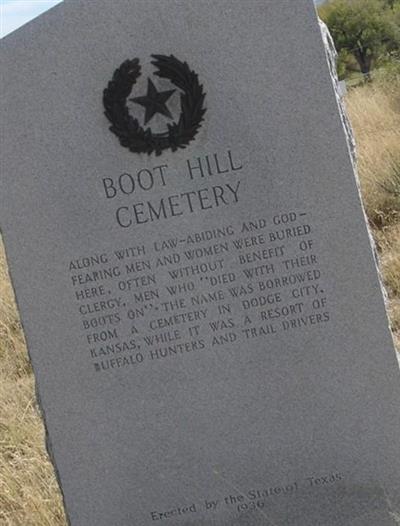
[385,0,399,10]
[319,0,400,78]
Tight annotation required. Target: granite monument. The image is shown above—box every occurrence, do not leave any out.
[1,1,400,524]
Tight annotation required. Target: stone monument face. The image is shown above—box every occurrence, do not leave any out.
[1,1,399,525]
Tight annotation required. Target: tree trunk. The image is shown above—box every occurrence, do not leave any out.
[353,48,373,80]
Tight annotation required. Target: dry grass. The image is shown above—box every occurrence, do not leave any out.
[347,82,400,229]
[0,248,67,526]
[346,78,400,334]
[0,79,399,525]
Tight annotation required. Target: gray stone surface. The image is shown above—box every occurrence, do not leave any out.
[1,1,400,525]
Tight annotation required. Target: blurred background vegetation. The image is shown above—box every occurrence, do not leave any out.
[318,0,400,348]
[319,0,400,83]
[0,1,399,524]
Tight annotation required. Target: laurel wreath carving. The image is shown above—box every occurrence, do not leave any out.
[103,54,206,156]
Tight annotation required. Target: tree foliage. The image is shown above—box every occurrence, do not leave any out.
[319,0,400,78]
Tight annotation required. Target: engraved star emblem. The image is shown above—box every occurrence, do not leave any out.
[130,78,176,125]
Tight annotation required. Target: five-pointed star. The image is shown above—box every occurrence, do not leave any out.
[130,78,176,125]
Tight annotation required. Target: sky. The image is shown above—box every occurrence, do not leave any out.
[0,0,63,38]
[0,0,325,39]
